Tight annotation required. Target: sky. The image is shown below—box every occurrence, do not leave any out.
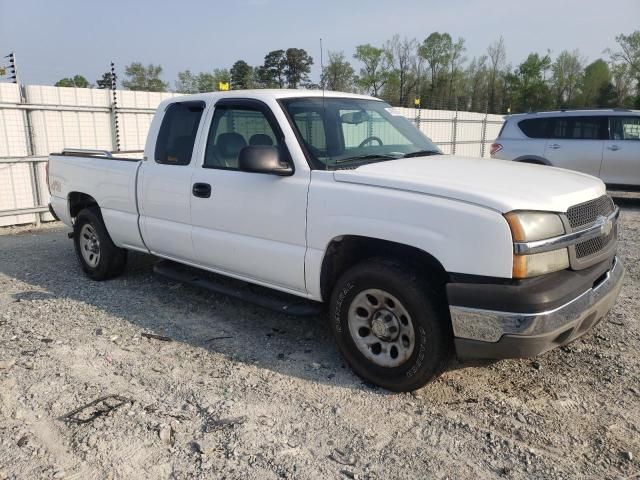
[0,0,638,88]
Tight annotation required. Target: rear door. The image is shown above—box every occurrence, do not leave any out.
[543,116,606,177]
[601,115,640,187]
[189,98,309,292]
[138,101,205,261]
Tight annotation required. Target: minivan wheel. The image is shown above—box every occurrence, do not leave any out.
[73,208,127,280]
[329,258,451,392]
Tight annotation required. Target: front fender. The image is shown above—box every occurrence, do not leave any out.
[305,175,514,300]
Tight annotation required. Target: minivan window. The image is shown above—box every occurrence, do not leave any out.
[610,116,640,141]
[518,118,548,138]
[548,116,606,140]
[155,101,205,165]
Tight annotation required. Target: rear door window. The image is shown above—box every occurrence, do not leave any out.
[155,101,205,165]
[548,116,607,140]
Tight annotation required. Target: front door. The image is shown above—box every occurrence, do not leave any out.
[601,116,640,187]
[189,99,309,292]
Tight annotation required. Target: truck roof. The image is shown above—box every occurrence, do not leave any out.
[162,89,380,105]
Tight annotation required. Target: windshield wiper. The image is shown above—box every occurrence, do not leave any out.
[335,153,400,164]
[402,150,441,158]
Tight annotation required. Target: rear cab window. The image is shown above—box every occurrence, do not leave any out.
[155,101,205,165]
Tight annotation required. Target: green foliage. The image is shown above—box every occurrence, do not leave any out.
[577,59,611,107]
[284,48,313,88]
[505,53,553,112]
[122,63,167,92]
[96,72,114,89]
[176,69,230,93]
[230,60,253,90]
[353,44,391,96]
[258,50,287,88]
[55,75,90,88]
[321,51,356,92]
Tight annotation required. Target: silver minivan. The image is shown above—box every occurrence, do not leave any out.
[491,110,640,188]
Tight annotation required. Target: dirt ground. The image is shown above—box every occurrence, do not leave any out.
[0,197,638,480]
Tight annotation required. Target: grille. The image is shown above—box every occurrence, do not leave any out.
[575,228,615,258]
[566,195,614,229]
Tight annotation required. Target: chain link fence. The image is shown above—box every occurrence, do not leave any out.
[0,84,505,227]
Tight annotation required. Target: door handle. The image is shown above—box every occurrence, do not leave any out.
[548,143,561,149]
[192,183,211,198]
[607,145,621,151]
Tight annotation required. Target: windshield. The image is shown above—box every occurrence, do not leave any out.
[279,97,441,169]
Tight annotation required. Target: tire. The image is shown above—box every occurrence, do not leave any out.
[73,207,127,280]
[329,258,451,392]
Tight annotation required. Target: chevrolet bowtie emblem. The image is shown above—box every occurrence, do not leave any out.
[597,215,613,236]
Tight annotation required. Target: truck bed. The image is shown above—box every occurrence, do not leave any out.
[48,149,147,252]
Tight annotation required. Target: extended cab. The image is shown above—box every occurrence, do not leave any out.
[48,90,625,392]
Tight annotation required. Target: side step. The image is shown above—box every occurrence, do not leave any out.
[153,260,325,317]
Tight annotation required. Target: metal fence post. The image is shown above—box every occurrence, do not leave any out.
[480,102,488,158]
[451,101,458,155]
[19,83,42,226]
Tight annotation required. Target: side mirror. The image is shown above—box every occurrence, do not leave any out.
[238,145,293,176]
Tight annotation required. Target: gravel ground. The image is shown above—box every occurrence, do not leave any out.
[0,198,639,480]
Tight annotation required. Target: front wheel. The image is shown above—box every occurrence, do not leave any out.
[73,208,127,280]
[329,258,451,392]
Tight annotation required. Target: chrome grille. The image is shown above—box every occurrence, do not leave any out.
[566,195,614,230]
[576,228,615,258]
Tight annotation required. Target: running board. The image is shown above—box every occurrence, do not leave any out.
[153,260,324,317]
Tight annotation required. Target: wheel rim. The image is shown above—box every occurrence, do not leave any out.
[347,288,415,368]
[79,223,101,268]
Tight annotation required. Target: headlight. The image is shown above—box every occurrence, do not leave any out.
[504,211,565,241]
[505,211,569,278]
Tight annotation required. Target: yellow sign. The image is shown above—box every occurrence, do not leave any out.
[414,98,421,106]
[218,82,230,91]
[0,67,5,76]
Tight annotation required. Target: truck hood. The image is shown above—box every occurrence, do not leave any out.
[333,155,606,213]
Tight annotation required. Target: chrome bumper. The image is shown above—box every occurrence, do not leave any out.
[450,257,624,345]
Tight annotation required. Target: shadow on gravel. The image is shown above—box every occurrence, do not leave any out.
[0,227,395,393]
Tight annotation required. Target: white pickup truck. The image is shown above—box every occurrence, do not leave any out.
[48,90,624,392]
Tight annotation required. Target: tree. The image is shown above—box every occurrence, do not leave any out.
[122,63,167,92]
[353,44,391,96]
[508,53,553,112]
[230,60,253,89]
[321,51,356,92]
[384,35,420,106]
[175,70,198,93]
[285,48,313,88]
[446,36,466,104]
[419,32,452,102]
[610,31,640,78]
[466,56,489,112]
[96,72,115,89]
[487,37,506,113]
[608,31,640,106]
[551,50,583,107]
[55,75,90,88]
[258,50,287,88]
[577,59,611,107]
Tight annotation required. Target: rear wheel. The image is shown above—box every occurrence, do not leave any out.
[329,258,451,392]
[73,208,127,280]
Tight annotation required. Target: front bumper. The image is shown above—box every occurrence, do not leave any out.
[450,257,624,359]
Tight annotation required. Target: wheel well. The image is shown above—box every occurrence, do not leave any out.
[68,192,99,218]
[320,236,448,301]
[517,158,547,166]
